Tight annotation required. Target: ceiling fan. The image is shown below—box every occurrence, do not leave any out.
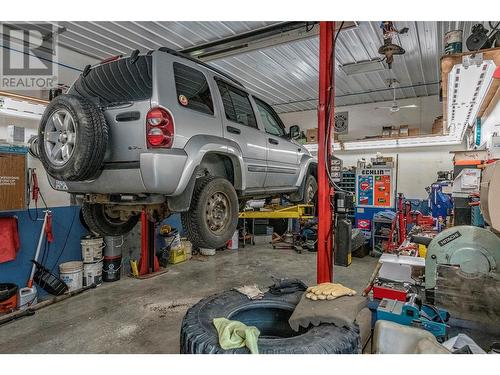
[375,81,418,113]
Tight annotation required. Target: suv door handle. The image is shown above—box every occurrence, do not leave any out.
[268,138,279,145]
[227,126,241,135]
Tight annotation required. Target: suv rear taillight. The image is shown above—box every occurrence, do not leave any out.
[146,107,174,148]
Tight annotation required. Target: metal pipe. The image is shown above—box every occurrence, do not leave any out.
[316,22,335,283]
[27,210,50,288]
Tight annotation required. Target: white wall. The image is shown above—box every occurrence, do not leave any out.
[0,114,71,208]
[280,95,442,141]
[278,96,458,199]
[333,145,463,199]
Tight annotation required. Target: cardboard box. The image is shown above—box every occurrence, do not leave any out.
[408,128,420,136]
[399,125,409,137]
[382,126,392,138]
[306,128,318,143]
[432,117,444,134]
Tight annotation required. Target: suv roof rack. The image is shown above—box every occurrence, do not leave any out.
[157,47,244,88]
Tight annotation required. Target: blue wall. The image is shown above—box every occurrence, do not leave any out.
[0,206,86,298]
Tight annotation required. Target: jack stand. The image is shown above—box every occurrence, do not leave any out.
[136,210,167,279]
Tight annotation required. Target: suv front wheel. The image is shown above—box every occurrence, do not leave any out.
[182,176,238,249]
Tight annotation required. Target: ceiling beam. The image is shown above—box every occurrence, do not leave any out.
[182,22,357,62]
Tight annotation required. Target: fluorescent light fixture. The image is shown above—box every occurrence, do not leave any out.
[304,135,463,153]
[0,96,45,121]
[447,58,496,139]
[339,60,385,76]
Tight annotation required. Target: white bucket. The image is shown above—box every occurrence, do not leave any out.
[200,248,216,256]
[59,261,83,292]
[83,261,103,287]
[18,287,37,310]
[81,237,104,263]
[227,230,239,250]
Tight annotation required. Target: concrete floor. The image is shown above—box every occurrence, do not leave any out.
[0,244,377,354]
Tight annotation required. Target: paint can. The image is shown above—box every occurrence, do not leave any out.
[18,286,37,310]
[161,228,181,250]
[103,256,122,282]
[59,261,83,292]
[81,236,104,263]
[444,30,463,55]
[83,260,103,287]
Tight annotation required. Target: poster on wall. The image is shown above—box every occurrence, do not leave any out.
[356,168,394,208]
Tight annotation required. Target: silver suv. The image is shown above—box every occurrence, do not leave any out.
[35,48,317,248]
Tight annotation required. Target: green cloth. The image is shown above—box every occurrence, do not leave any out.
[213,318,260,354]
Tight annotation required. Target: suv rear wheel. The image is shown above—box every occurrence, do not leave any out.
[81,202,139,236]
[182,176,238,249]
[38,94,109,181]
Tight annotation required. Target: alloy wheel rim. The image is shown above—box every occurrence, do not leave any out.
[44,109,77,166]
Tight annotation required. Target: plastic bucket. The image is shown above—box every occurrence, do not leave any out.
[81,236,104,263]
[444,30,463,55]
[59,261,83,292]
[103,235,126,258]
[200,248,216,256]
[162,229,181,249]
[103,256,121,282]
[83,261,103,287]
[0,283,18,313]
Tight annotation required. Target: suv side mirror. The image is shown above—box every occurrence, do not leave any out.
[289,125,300,139]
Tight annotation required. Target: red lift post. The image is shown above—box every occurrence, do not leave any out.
[317,21,336,283]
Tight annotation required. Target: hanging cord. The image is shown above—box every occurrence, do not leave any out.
[27,168,48,221]
[50,208,78,272]
[323,21,350,196]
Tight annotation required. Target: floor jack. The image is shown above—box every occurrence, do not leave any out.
[135,210,168,279]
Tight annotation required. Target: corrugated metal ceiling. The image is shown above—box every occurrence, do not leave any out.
[21,21,497,113]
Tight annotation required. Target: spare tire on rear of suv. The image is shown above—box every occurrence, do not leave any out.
[38,94,109,181]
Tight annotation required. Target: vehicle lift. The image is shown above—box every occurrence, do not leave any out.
[317,21,336,283]
[134,22,337,282]
[136,209,168,279]
[238,204,315,252]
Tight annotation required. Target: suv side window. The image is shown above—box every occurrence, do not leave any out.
[254,97,286,137]
[173,63,214,115]
[216,80,257,128]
